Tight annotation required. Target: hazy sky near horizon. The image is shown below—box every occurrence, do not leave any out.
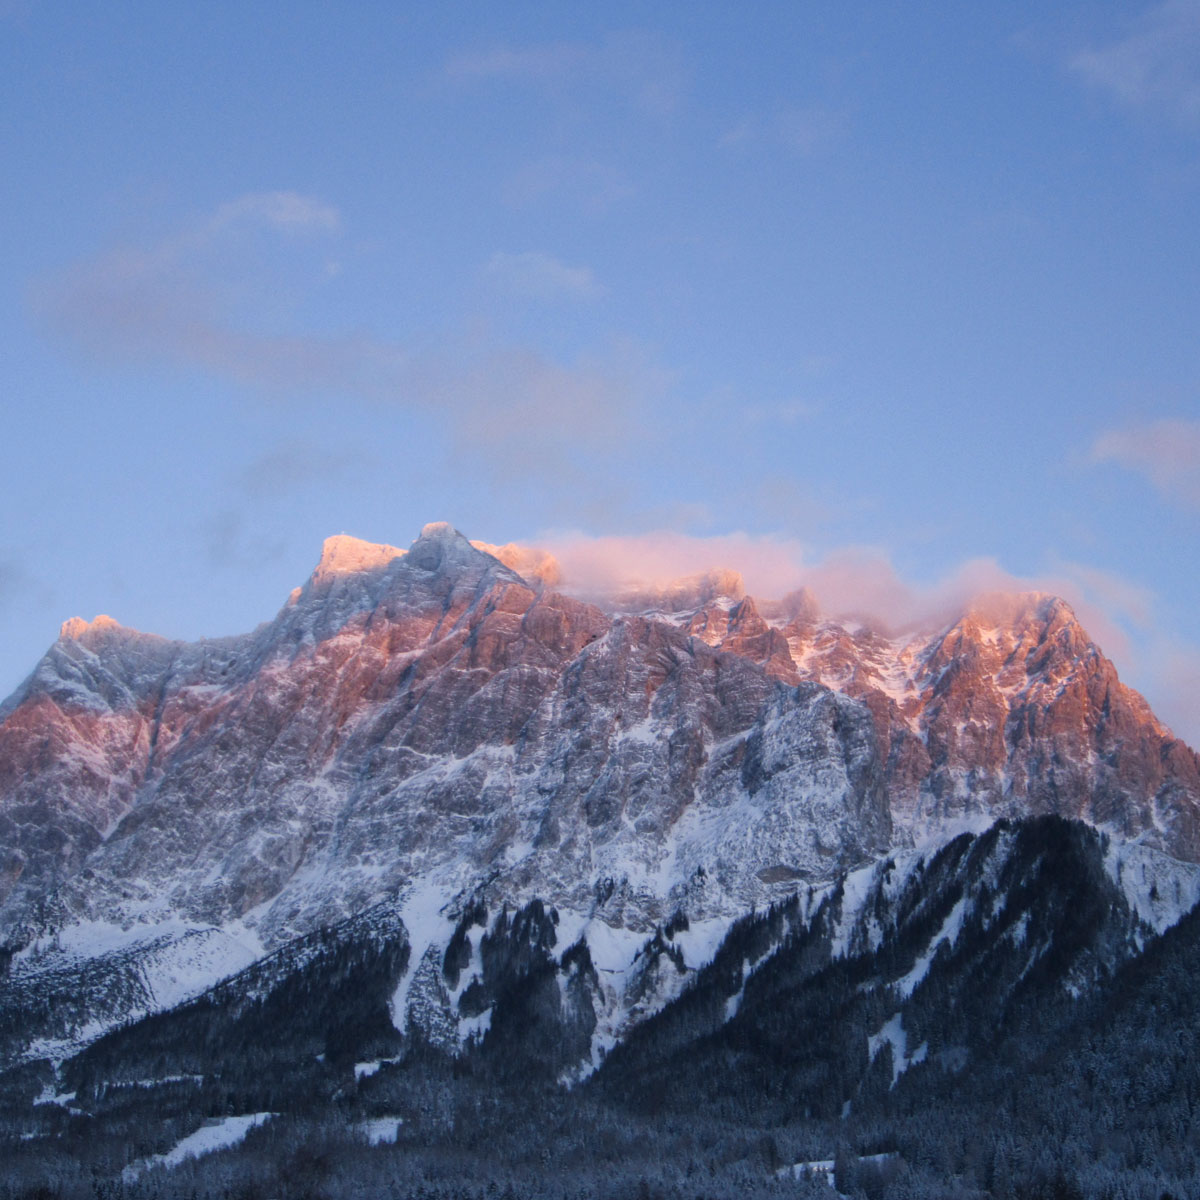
[3,2,1199,740]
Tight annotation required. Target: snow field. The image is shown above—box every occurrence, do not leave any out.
[122,1113,274,1179]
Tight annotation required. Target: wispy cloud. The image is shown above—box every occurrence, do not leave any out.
[199,440,377,573]
[1149,637,1200,745]
[202,510,288,571]
[31,191,381,396]
[33,195,671,507]
[445,31,686,117]
[0,559,27,608]
[446,41,590,84]
[719,105,846,154]
[0,555,52,616]
[1050,558,1155,629]
[538,529,809,602]
[483,251,601,300]
[211,192,341,235]
[1090,417,1200,507]
[777,105,847,153]
[1070,0,1200,124]
[522,531,1150,656]
[501,156,636,213]
[233,439,371,500]
[742,398,822,425]
[419,339,672,486]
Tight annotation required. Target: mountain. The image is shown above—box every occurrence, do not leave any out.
[678,588,1200,856]
[6,819,1200,1200]
[594,816,1200,1121]
[1,523,1198,1075]
[3,521,1200,1197]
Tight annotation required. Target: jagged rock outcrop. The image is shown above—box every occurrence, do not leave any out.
[0,525,889,964]
[693,591,1200,860]
[2,522,1198,1075]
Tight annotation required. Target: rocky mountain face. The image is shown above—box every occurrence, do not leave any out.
[683,588,1200,860]
[0,525,889,942]
[1,522,1198,1079]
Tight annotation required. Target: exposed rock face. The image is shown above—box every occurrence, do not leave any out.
[686,591,1200,861]
[0,524,889,956]
[2,523,1198,1072]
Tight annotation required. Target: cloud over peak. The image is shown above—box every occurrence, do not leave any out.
[499,530,1155,680]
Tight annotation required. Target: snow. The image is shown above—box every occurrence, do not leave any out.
[15,917,168,964]
[147,927,263,1010]
[671,917,733,971]
[896,895,971,998]
[312,535,405,582]
[830,861,882,958]
[908,812,999,856]
[13,918,263,1019]
[443,920,491,1046]
[617,716,660,746]
[117,1075,203,1089]
[545,915,674,1073]
[577,918,650,979]
[357,1116,403,1145]
[458,1007,492,1042]
[724,982,745,1022]
[1103,839,1200,935]
[1006,911,1030,948]
[389,876,456,1032]
[779,1158,836,1185]
[123,1113,274,1178]
[779,1152,899,1186]
[868,1013,927,1087]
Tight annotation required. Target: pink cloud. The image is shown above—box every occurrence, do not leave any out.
[514,528,1200,744]
[534,530,1137,644]
[537,530,807,602]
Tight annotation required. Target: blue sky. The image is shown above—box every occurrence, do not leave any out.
[3,2,1199,741]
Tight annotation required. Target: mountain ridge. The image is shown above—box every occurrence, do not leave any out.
[1,522,1198,1084]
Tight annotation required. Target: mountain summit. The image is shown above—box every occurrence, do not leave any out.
[1,524,1197,1076]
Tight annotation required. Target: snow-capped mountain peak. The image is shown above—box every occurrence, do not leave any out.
[310,534,406,584]
[2,522,1198,1080]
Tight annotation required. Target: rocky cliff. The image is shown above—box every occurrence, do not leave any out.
[1,522,1197,1071]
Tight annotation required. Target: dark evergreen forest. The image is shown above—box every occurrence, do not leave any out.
[2,819,1197,1200]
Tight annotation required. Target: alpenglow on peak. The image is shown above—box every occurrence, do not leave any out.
[311,534,406,583]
